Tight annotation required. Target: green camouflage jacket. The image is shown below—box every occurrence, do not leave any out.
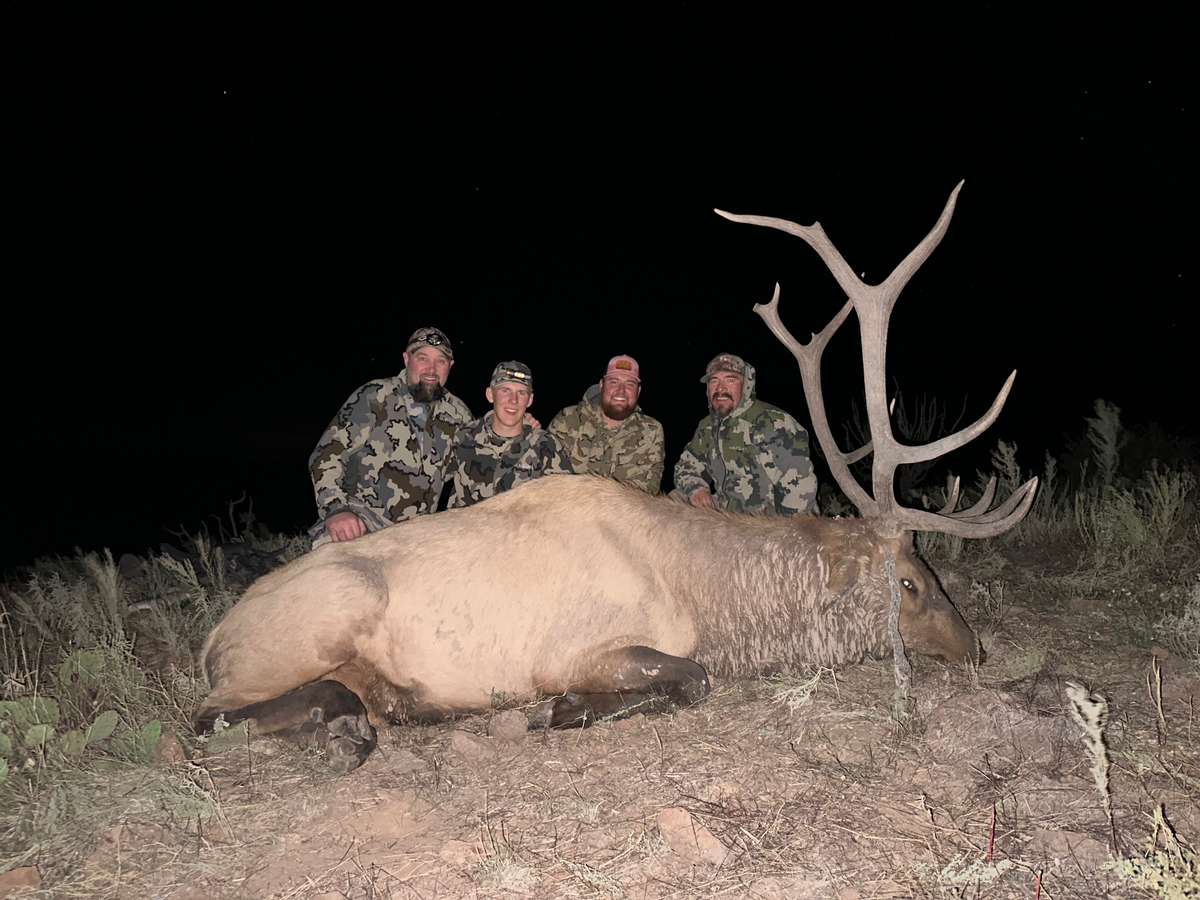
[308,370,473,531]
[673,361,818,515]
[446,413,574,508]
[548,384,665,495]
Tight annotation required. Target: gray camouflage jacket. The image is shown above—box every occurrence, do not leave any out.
[446,413,574,508]
[673,361,818,515]
[548,384,665,495]
[308,370,473,532]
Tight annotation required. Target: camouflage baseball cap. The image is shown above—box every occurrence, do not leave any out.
[406,326,454,360]
[490,360,534,391]
[700,352,747,383]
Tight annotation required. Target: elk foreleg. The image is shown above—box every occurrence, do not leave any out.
[533,646,711,728]
[195,680,377,775]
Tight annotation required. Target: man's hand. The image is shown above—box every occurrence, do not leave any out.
[524,413,542,429]
[689,488,716,510]
[325,511,367,542]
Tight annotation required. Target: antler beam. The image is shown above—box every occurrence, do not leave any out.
[717,182,1038,539]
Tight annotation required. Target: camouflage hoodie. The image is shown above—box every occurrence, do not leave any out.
[548,384,665,494]
[308,370,473,532]
[446,412,574,508]
[673,360,818,515]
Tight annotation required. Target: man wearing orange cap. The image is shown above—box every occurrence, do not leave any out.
[548,354,665,494]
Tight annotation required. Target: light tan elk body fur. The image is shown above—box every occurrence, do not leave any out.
[201,475,938,721]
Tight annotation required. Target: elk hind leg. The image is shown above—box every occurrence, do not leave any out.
[535,645,711,728]
[196,680,377,775]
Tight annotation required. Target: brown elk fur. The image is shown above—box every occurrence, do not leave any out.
[198,475,975,730]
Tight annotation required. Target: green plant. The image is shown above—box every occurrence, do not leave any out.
[1154,576,1200,670]
[1116,805,1198,896]
[1085,399,1126,488]
[0,692,125,775]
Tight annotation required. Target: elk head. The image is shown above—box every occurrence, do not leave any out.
[717,181,1038,663]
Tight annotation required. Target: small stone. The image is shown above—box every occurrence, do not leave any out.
[154,732,188,765]
[0,866,40,895]
[487,710,528,744]
[448,730,494,761]
[657,807,729,866]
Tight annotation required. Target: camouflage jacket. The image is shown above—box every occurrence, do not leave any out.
[308,370,473,532]
[446,413,575,508]
[673,361,818,515]
[548,385,665,494]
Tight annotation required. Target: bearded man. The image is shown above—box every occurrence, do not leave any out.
[547,354,665,494]
[673,352,818,516]
[307,326,473,546]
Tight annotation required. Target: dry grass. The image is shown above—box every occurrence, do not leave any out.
[2,418,1199,897]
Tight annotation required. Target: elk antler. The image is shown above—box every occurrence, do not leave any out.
[715,181,1038,539]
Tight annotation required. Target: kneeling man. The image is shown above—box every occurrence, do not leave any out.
[446,361,574,508]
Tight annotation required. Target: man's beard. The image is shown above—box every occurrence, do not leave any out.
[709,394,734,418]
[600,398,635,421]
[412,382,446,404]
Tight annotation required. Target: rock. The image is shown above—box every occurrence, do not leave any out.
[153,732,188,765]
[448,730,494,761]
[439,839,481,868]
[85,824,168,873]
[487,710,528,744]
[0,867,40,896]
[657,806,729,867]
[390,748,428,774]
[1027,828,1110,870]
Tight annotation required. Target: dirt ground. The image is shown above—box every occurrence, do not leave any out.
[46,556,1200,899]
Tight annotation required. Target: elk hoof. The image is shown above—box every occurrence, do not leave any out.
[326,734,373,774]
[323,713,376,774]
[526,694,581,730]
[680,675,711,705]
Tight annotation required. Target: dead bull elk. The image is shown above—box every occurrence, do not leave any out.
[196,181,1036,773]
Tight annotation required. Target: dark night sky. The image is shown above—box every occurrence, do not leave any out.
[2,26,1192,574]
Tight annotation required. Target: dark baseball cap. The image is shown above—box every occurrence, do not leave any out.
[406,326,454,360]
[490,360,534,391]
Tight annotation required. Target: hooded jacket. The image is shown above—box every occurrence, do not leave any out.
[673,359,817,515]
[548,384,665,494]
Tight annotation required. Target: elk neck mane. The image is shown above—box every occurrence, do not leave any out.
[510,477,896,676]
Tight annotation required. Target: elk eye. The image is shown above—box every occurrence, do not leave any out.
[900,578,916,592]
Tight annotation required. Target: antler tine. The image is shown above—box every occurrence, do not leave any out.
[948,476,996,519]
[851,182,963,515]
[751,283,875,514]
[935,474,962,515]
[890,371,1018,466]
[845,442,872,465]
[895,477,1039,538]
[715,209,865,301]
